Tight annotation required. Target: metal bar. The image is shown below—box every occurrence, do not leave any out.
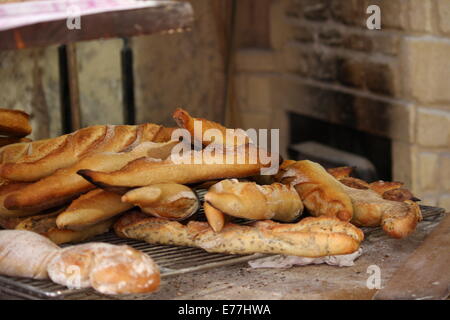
[58,44,81,133]
[66,43,82,131]
[121,38,136,125]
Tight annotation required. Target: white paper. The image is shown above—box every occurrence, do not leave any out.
[248,248,363,269]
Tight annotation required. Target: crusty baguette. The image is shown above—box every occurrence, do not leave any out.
[173,108,248,147]
[115,211,364,258]
[341,184,422,238]
[0,181,42,217]
[47,243,160,294]
[203,202,227,232]
[44,219,115,245]
[0,137,31,148]
[277,160,353,221]
[0,108,32,137]
[204,179,303,225]
[121,184,199,221]
[0,123,165,182]
[0,136,64,165]
[4,141,178,210]
[56,189,133,230]
[0,230,60,279]
[16,212,115,244]
[327,167,418,202]
[79,145,269,192]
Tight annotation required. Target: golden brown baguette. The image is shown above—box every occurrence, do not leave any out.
[79,145,269,192]
[56,189,133,230]
[16,212,115,245]
[172,108,248,147]
[0,137,31,148]
[0,182,62,218]
[0,108,32,137]
[341,184,422,239]
[327,167,419,202]
[0,123,164,182]
[114,211,364,258]
[203,202,227,232]
[204,179,303,225]
[4,141,178,210]
[277,160,354,221]
[121,184,199,221]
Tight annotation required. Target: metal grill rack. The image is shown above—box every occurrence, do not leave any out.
[0,204,445,300]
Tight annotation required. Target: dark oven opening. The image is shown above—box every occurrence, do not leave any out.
[288,112,392,182]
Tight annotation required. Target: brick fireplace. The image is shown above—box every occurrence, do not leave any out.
[232,0,450,210]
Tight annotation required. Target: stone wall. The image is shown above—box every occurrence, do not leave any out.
[233,0,450,210]
[0,0,228,136]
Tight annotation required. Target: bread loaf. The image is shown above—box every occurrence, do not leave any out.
[4,140,178,210]
[173,108,249,147]
[0,230,60,279]
[0,123,166,182]
[0,108,32,137]
[0,137,31,148]
[342,184,422,238]
[79,145,269,192]
[204,179,303,230]
[121,184,199,221]
[16,213,115,245]
[56,189,133,230]
[114,211,364,258]
[47,243,160,294]
[277,160,353,221]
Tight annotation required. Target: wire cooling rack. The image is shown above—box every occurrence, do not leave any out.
[0,202,445,300]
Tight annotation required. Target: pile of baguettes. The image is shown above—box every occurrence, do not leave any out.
[0,107,422,295]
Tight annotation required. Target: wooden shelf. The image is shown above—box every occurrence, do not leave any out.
[0,0,194,50]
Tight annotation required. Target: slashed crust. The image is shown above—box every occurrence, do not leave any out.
[114,211,363,258]
[277,160,353,221]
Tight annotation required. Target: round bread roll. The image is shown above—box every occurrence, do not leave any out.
[47,243,160,295]
[0,230,60,279]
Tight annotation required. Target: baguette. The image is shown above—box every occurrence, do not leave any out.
[0,230,60,279]
[327,167,418,202]
[0,182,43,217]
[56,189,133,230]
[0,137,31,148]
[203,202,227,232]
[121,184,199,221]
[204,179,303,227]
[79,145,269,192]
[47,243,160,294]
[0,108,32,137]
[0,123,165,182]
[341,184,422,238]
[114,211,363,258]
[277,160,353,221]
[4,141,178,210]
[16,212,115,244]
[173,108,248,147]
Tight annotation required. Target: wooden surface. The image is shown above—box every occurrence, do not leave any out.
[374,213,450,300]
[0,1,194,50]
